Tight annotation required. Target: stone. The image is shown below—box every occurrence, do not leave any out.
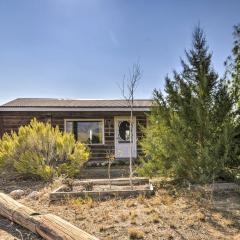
[28,191,40,200]
[10,189,25,199]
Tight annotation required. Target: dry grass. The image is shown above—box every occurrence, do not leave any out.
[128,227,144,239]
[212,213,234,227]
[137,194,147,204]
[151,213,160,223]
[69,196,95,208]
[129,211,138,219]
[1,177,239,240]
[51,175,65,190]
[233,234,240,240]
[103,237,113,240]
[120,212,129,221]
[144,207,155,215]
[186,211,206,226]
[126,199,137,207]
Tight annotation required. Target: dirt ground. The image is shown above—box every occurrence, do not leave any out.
[0,178,239,240]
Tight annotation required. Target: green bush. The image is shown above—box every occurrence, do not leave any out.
[138,27,238,183]
[0,119,90,180]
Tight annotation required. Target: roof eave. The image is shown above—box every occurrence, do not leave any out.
[0,107,150,112]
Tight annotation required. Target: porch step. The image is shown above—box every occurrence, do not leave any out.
[85,158,137,167]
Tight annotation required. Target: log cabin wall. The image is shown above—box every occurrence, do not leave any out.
[0,111,147,161]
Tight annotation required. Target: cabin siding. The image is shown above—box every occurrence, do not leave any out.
[0,111,147,161]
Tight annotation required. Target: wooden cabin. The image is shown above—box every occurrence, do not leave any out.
[0,98,151,165]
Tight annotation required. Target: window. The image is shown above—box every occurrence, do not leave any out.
[118,120,130,143]
[65,120,104,144]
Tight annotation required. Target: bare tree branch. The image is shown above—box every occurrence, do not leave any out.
[119,63,142,189]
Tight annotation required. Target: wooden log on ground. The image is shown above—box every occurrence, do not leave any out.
[0,192,39,233]
[35,214,98,240]
[0,192,99,240]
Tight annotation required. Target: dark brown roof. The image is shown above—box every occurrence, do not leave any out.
[1,98,152,108]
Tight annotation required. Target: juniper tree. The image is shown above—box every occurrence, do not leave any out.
[139,26,235,183]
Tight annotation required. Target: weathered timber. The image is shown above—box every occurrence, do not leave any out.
[0,192,39,233]
[50,188,154,201]
[36,214,98,240]
[0,192,98,240]
[73,177,150,186]
[50,178,154,201]
[0,111,147,161]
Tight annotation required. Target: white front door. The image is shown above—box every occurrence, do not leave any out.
[114,116,137,159]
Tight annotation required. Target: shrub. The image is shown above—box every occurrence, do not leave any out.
[0,119,90,180]
[0,132,18,173]
[138,27,237,183]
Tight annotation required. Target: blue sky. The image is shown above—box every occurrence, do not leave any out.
[0,0,239,104]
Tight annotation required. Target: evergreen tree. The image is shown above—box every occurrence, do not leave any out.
[225,24,240,109]
[224,24,240,168]
[139,26,235,183]
[232,24,240,106]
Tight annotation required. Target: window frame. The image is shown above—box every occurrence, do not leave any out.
[64,119,105,145]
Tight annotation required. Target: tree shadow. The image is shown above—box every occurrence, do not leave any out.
[0,177,48,194]
[193,190,240,236]
[0,216,42,240]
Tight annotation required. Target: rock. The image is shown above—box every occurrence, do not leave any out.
[101,162,108,167]
[61,186,73,192]
[28,191,40,200]
[10,189,25,199]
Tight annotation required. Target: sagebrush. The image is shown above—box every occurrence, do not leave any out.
[0,119,90,180]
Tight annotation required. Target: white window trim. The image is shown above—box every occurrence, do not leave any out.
[64,119,105,145]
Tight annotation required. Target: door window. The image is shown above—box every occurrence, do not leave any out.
[118,120,130,143]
